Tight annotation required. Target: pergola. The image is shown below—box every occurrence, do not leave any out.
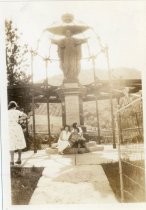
[8,77,142,152]
[8,79,141,104]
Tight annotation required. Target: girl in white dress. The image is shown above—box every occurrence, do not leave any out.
[8,101,27,165]
[57,125,71,154]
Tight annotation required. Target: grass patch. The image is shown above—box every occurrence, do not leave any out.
[102,162,121,201]
[11,166,44,205]
[102,161,145,203]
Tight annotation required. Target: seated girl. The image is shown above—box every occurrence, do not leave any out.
[69,128,88,153]
[57,125,71,155]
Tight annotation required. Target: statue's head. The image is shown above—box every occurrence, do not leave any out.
[62,13,74,23]
[65,29,72,37]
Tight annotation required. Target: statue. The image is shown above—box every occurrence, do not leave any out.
[47,13,89,82]
[51,29,87,81]
[46,14,90,126]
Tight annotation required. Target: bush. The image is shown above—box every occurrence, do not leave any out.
[25,133,59,150]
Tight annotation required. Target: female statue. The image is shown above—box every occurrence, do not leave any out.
[51,29,87,81]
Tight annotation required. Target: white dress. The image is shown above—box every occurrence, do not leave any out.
[8,109,26,150]
[57,130,71,152]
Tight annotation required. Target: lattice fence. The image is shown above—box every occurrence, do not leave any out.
[116,96,145,202]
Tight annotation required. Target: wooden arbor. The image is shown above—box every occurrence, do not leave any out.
[8,78,142,152]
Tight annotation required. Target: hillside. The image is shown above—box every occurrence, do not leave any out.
[32,68,141,133]
[47,67,141,86]
[33,99,117,133]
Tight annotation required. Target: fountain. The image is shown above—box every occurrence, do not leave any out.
[47,14,89,126]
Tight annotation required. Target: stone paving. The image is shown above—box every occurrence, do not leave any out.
[19,145,119,204]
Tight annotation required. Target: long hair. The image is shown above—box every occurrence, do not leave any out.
[72,122,77,129]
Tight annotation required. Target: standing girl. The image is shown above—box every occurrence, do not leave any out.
[8,101,27,165]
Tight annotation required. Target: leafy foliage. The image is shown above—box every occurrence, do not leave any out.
[5,20,30,86]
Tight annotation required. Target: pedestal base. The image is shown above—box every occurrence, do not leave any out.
[65,94,80,125]
[57,82,86,126]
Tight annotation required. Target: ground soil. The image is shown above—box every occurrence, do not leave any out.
[10,160,145,204]
[11,166,44,205]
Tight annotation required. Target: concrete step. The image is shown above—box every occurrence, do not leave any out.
[45,145,104,155]
[46,148,58,154]
[85,141,97,147]
[64,147,88,154]
[88,145,104,152]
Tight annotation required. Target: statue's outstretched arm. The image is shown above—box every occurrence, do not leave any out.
[51,39,59,45]
[51,39,65,48]
[75,38,88,45]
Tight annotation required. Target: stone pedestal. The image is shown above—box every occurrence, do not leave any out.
[57,82,86,126]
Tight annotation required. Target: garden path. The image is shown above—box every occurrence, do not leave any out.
[20,145,118,204]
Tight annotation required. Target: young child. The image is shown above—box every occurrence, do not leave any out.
[69,128,88,153]
[69,127,80,147]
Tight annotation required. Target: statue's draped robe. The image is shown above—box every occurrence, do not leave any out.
[52,37,86,80]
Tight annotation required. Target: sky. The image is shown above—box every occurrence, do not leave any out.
[1,0,146,81]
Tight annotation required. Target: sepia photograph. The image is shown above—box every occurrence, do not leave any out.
[0,0,146,208]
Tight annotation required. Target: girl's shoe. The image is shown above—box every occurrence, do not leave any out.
[15,160,22,165]
[10,162,14,166]
[59,151,64,155]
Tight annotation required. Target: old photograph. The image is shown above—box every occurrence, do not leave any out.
[0,0,146,208]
